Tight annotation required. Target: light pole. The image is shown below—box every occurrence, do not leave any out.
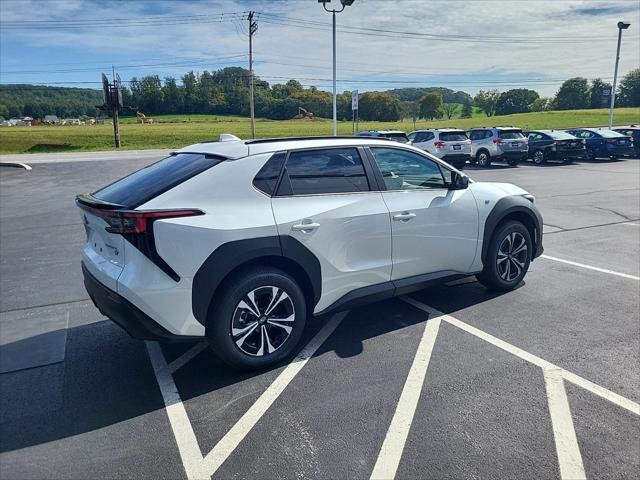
[609,21,630,129]
[319,0,355,136]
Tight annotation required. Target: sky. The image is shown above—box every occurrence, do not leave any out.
[1,0,639,97]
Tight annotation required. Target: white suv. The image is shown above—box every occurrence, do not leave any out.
[77,135,543,370]
[408,128,471,169]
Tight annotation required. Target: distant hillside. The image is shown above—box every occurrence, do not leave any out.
[388,87,473,104]
[0,84,102,118]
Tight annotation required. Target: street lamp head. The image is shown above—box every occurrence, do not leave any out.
[318,0,330,4]
[341,0,355,6]
[618,21,631,29]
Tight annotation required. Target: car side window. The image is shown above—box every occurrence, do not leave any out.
[425,132,435,141]
[485,130,494,139]
[281,148,369,196]
[407,132,417,142]
[253,152,286,196]
[413,132,424,143]
[370,147,445,190]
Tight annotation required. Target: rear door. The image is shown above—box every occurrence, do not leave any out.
[367,147,478,280]
[270,147,392,313]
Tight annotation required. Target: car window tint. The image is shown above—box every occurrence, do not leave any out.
[498,130,525,139]
[93,153,224,208]
[370,147,445,190]
[284,148,369,195]
[440,131,468,141]
[483,130,493,139]
[253,152,286,196]
[407,132,417,142]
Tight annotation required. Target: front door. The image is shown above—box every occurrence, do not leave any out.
[368,147,479,280]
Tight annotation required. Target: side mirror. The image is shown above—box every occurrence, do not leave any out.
[450,171,469,190]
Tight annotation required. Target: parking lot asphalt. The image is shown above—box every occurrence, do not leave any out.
[1,155,638,479]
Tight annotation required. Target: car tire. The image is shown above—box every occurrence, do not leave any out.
[477,150,491,168]
[507,158,520,167]
[533,150,546,165]
[562,158,573,164]
[476,220,532,291]
[207,266,307,371]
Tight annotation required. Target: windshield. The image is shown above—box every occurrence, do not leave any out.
[440,131,468,142]
[93,153,224,208]
[547,131,576,140]
[498,130,524,139]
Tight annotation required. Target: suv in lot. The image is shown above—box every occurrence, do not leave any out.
[468,127,528,167]
[407,128,471,169]
[612,126,639,158]
[566,128,635,160]
[77,135,543,370]
[356,130,410,143]
[526,130,586,164]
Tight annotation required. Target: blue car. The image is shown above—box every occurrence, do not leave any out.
[566,128,634,160]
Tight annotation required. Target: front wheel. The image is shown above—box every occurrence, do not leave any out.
[207,267,307,370]
[507,158,520,167]
[477,221,532,291]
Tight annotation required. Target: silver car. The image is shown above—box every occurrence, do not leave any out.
[468,127,529,167]
[408,128,471,169]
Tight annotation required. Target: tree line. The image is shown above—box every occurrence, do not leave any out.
[1,67,638,121]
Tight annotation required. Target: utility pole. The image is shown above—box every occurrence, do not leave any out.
[112,66,121,148]
[248,11,257,139]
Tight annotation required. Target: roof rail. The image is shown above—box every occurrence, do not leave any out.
[245,135,394,144]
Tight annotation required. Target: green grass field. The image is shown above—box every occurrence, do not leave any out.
[1,108,638,154]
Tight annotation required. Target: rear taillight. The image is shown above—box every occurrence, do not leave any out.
[78,202,204,235]
[493,138,503,144]
[434,141,446,148]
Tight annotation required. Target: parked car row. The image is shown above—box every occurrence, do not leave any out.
[357,125,638,169]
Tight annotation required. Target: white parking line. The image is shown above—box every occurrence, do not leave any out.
[377,297,640,480]
[622,222,639,226]
[544,368,586,480]
[369,315,442,480]
[147,311,348,480]
[146,341,208,480]
[540,255,640,281]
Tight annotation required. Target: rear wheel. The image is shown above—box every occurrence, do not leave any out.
[477,150,491,168]
[533,150,546,165]
[507,158,520,167]
[207,267,307,370]
[477,220,532,291]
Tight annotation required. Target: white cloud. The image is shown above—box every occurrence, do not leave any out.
[1,0,639,96]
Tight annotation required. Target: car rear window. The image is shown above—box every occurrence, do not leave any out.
[382,133,409,143]
[598,130,625,138]
[93,152,224,208]
[498,130,524,139]
[439,131,468,141]
[547,131,576,140]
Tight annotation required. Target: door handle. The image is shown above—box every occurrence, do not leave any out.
[292,222,320,232]
[393,212,416,221]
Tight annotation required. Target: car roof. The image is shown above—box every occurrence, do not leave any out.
[410,128,464,133]
[176,135,410,159]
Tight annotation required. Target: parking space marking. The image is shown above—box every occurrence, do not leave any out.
[540,255,640,281]
[390,297,639,480]
[369,314,442,480]
[544,368,586,480]
[166,343,209,374]
[147,311,348,480]
[622,222,639,226]
[146,341,208,480]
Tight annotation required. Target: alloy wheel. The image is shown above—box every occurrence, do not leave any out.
[496,232,528,282]
[231,286,295,356]
[533,151,545,164]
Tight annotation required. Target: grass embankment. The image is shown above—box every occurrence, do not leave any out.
[1,108,638,154]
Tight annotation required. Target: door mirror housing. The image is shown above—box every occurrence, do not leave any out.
[450,171,469,190]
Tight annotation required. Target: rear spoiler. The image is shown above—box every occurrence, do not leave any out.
[76,193,124,211]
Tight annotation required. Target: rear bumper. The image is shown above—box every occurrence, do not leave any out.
[605,146,635,156]
[82,262,200,342]
[556,149,587,159]
[440,153,470,166]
